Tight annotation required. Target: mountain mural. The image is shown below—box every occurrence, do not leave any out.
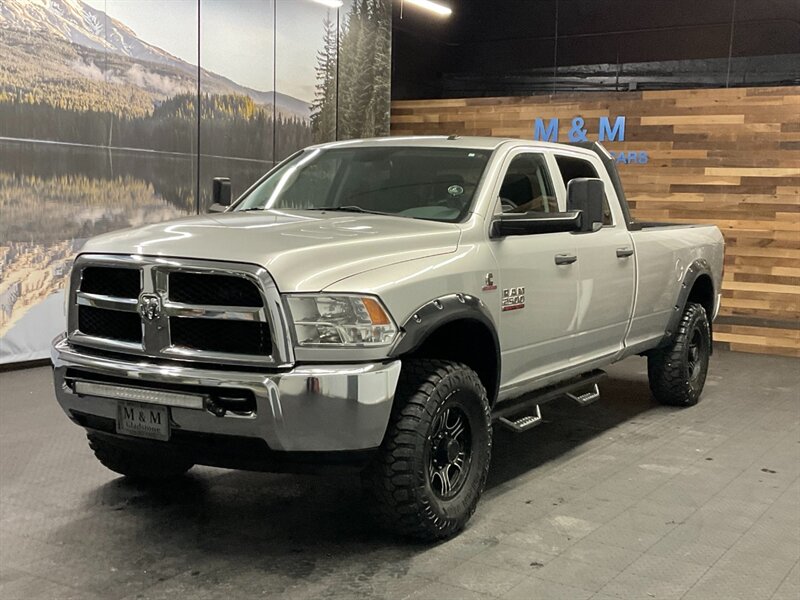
[1,0,185,66]
[0,0,310,120]
[0,0,391,363]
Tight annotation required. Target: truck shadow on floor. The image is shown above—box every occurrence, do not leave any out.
[57,373,661,590]
[486,372,655,489]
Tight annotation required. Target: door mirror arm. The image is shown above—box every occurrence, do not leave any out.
[490,211,583,238]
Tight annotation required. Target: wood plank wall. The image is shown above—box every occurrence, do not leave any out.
[391,87,800,357]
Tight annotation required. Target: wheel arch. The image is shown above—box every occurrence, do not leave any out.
[656,259,716,353]
[389,294,501,405]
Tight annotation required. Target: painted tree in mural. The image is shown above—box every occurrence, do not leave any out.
[311,0,391,141]
[311,14,338,143]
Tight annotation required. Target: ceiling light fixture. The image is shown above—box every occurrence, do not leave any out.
[311,0,344,8]
[403,0,452,17]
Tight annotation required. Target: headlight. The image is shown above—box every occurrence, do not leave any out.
[285,294,398,347]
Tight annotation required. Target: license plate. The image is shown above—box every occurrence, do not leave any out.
[116,401,170,441]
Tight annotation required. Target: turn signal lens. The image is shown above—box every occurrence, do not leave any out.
[362,297,391,325]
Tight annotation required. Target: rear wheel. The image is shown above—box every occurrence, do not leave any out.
[648,302,711,407]
[87,433,194,480]
[362,359,492,541]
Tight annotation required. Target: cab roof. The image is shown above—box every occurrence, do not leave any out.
[310,135,592,154]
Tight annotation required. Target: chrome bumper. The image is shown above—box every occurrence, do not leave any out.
[51,337,401,452]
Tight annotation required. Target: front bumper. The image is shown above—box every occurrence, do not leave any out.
[51,337,401,454]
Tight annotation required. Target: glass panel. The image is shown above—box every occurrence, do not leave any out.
[0,0,196,358]
[199,0,275,210]
[500,154,558,213]
[236,146,492,222]
[337,0,392,139]
[274,0,325,160]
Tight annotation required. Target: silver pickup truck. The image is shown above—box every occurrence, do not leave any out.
[52,136,724,540]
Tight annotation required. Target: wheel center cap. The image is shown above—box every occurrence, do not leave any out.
[445,438,460,462]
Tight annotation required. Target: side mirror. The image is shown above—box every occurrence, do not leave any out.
[491,211,582,237]
[208,177,232,213]
[567,178,605,232]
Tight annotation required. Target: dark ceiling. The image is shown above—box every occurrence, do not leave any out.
[391,0,800,99]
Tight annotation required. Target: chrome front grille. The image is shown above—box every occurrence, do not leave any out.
[78,305,143,343]
[80,266,141,298]
[67,255,292,367]
[168,272,263,307]
[169,317,272,355]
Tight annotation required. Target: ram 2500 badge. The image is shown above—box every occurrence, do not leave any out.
[52,137,724,540]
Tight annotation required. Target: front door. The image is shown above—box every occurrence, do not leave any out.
[488,151,579,391]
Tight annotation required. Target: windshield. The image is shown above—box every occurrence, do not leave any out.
[234,146,493,222]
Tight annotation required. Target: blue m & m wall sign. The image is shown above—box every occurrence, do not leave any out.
[533,115,649,164]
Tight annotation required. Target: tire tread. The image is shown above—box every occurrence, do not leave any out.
[648,302,710,407]
[363,359,491,541]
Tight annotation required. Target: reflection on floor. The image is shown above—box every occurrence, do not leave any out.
[1,350,798,600]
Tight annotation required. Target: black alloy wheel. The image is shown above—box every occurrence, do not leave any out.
[363,359,492,541]
[426,402,472,500]
[648,302,711,407]
[687,327,705,382]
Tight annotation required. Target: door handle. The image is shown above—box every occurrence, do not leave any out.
[616,247,634,258]
[555,254,578,265]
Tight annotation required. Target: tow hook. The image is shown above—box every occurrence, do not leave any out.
[205,398,227,417]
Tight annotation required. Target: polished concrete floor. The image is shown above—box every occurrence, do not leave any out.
[0,350,798,600]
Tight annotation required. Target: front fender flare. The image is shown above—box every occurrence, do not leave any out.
[388,293,501,399]
[389,293,499,356]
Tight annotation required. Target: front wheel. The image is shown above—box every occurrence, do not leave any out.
[648,302,711,407]
[362,359,492,541]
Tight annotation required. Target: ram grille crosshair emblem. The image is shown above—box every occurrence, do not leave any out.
[138,293,162,321]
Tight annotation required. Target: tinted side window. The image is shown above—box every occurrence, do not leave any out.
[498,154,558,214]
[555,156,613,225]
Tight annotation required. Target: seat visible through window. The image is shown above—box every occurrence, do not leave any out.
[498,154,557,213]
[499,173,533,205]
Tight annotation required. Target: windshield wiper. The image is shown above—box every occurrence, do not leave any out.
[305,205,392,216]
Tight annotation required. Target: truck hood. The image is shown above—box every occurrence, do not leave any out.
[79,210,461,291]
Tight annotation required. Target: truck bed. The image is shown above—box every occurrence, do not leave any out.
[625,223,724,353]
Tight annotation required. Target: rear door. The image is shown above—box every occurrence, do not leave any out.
[551,152,636,363]
[487,149,579,388]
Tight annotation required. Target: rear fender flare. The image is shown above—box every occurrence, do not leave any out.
[657,258,714,352]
